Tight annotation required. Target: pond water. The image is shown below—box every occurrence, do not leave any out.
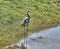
[27,26,60,40]
[5,26,60,49]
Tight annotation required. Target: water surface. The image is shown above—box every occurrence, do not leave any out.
[17,26,60,49]
[5,26,60,49]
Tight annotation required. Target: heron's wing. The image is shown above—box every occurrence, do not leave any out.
[21,17,28,25]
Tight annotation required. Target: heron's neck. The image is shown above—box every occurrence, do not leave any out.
[27,12,30,18]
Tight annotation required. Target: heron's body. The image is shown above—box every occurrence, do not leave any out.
[21,17,30,26]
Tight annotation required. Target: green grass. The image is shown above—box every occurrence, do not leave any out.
[0,0,60,48]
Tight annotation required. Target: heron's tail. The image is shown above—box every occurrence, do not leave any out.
[21,24,25,27]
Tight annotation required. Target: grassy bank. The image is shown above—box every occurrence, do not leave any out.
[0,0,60,48]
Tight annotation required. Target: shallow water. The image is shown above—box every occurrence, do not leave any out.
[27,26,60,40]
[5,26,60,49]
[16,26,60,49]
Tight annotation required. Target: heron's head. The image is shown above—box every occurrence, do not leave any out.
[27,10,32,13]
[26,10,32,17]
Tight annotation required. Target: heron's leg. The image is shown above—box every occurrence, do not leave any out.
[26,23,29,36]
[23,25,25,37]
[23,25,25,43]
[23,25,25,39]
[24,25,28,37]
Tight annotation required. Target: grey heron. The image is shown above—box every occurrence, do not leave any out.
[21,10,32,37]
[21,10,32,27]
[21,10,32,49]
